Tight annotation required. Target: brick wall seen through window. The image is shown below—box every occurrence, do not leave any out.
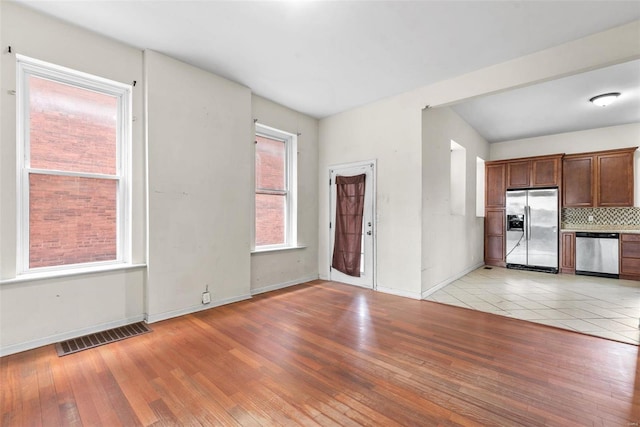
[255,134,286,246]
[26,75,119,268]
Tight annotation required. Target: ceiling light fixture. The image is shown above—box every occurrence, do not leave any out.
[589,92,621,107]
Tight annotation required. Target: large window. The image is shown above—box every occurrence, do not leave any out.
[254,124,297,249]
[17,55,131,274]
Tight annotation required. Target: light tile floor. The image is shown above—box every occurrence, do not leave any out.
[425,266,640,345]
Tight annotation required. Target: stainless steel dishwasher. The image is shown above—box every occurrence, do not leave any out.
[575,232,619,278]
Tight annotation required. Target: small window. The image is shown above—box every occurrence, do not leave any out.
[254,124,297,249]
[17,55,132,274]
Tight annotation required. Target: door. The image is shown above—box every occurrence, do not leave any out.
[527,188,558,269]
[329,161,375,289]
[505,190,527,266]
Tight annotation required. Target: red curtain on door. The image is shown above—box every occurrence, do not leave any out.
[332,174,366,277]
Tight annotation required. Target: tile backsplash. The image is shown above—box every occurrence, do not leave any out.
[562,207,640,230]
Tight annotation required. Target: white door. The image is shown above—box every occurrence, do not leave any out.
[329,161,375,289]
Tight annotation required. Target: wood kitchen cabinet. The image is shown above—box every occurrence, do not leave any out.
[485,162,506,207]
[597,149,635,207]
[506,155,562,189]
[506,160,530,188]
[531,156,562,187]
[484,161,506,266]
[562,155,594,207]
[620,234,640,281]
[560,232,575,274]
[484,155,561,266]
[563,147,637,207]
[485,209,505,266]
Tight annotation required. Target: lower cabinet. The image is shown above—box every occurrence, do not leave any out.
[560,232,575,274]
[620,234,640,280]
[485,209,505,266]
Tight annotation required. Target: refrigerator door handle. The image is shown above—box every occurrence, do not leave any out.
[526,205,531,241]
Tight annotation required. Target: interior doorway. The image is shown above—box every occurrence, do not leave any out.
[329,160,376,289]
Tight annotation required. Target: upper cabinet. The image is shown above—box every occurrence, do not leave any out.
[506,154,562,189]
[506,160,529,188]
[562,155,594,207]
[563,147,637,207]
[597,149,636,207]
[485,162,506,208]
[531,156,562,187]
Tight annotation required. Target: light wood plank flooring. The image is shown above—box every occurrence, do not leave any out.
[2,280,639,426]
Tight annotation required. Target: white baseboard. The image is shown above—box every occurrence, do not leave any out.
[421,262,484,299]
[145,294,252,324]
[251,275,319,295]
[0,315,145,357]
[376,285,422,300]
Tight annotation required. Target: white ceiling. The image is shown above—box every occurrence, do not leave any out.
[13,1,640,120]
[452,59,640,143]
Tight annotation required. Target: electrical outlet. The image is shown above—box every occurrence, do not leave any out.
[588,215,594,223]
[202,291,211,304]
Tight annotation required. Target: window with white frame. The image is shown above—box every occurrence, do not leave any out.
[254,124,297,249]
[17,55,132,274]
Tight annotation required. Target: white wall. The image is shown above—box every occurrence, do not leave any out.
[319,99,424,299]
[422,107,489,296]
[0,3,146,355]
[145,50,253,321]
[1,3,638,354]
[319,20,640,299]
[250,95,319,294]
[490,123,640,206]
[0,3,323,355]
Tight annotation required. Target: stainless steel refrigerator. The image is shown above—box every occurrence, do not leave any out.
[505,188,559,273]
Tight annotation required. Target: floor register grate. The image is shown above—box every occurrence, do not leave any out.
[55,322,151,356]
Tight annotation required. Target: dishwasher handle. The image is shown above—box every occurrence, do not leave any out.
[575,232,619,239]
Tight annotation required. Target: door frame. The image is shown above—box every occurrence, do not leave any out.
[328,159,377,289]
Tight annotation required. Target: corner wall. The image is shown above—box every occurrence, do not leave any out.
[421,107,489,296]
[145,50,253,321]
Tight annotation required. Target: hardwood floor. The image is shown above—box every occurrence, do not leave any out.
[2,280,639,426]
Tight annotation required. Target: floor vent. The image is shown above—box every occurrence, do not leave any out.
[484,266,493,270]
[55,322,151,356]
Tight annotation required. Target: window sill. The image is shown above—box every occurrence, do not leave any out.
[0,263,147,285]
[251,245,307,255]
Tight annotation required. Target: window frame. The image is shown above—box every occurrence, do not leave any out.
[254,123,297,251]
[16,55,132,275]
